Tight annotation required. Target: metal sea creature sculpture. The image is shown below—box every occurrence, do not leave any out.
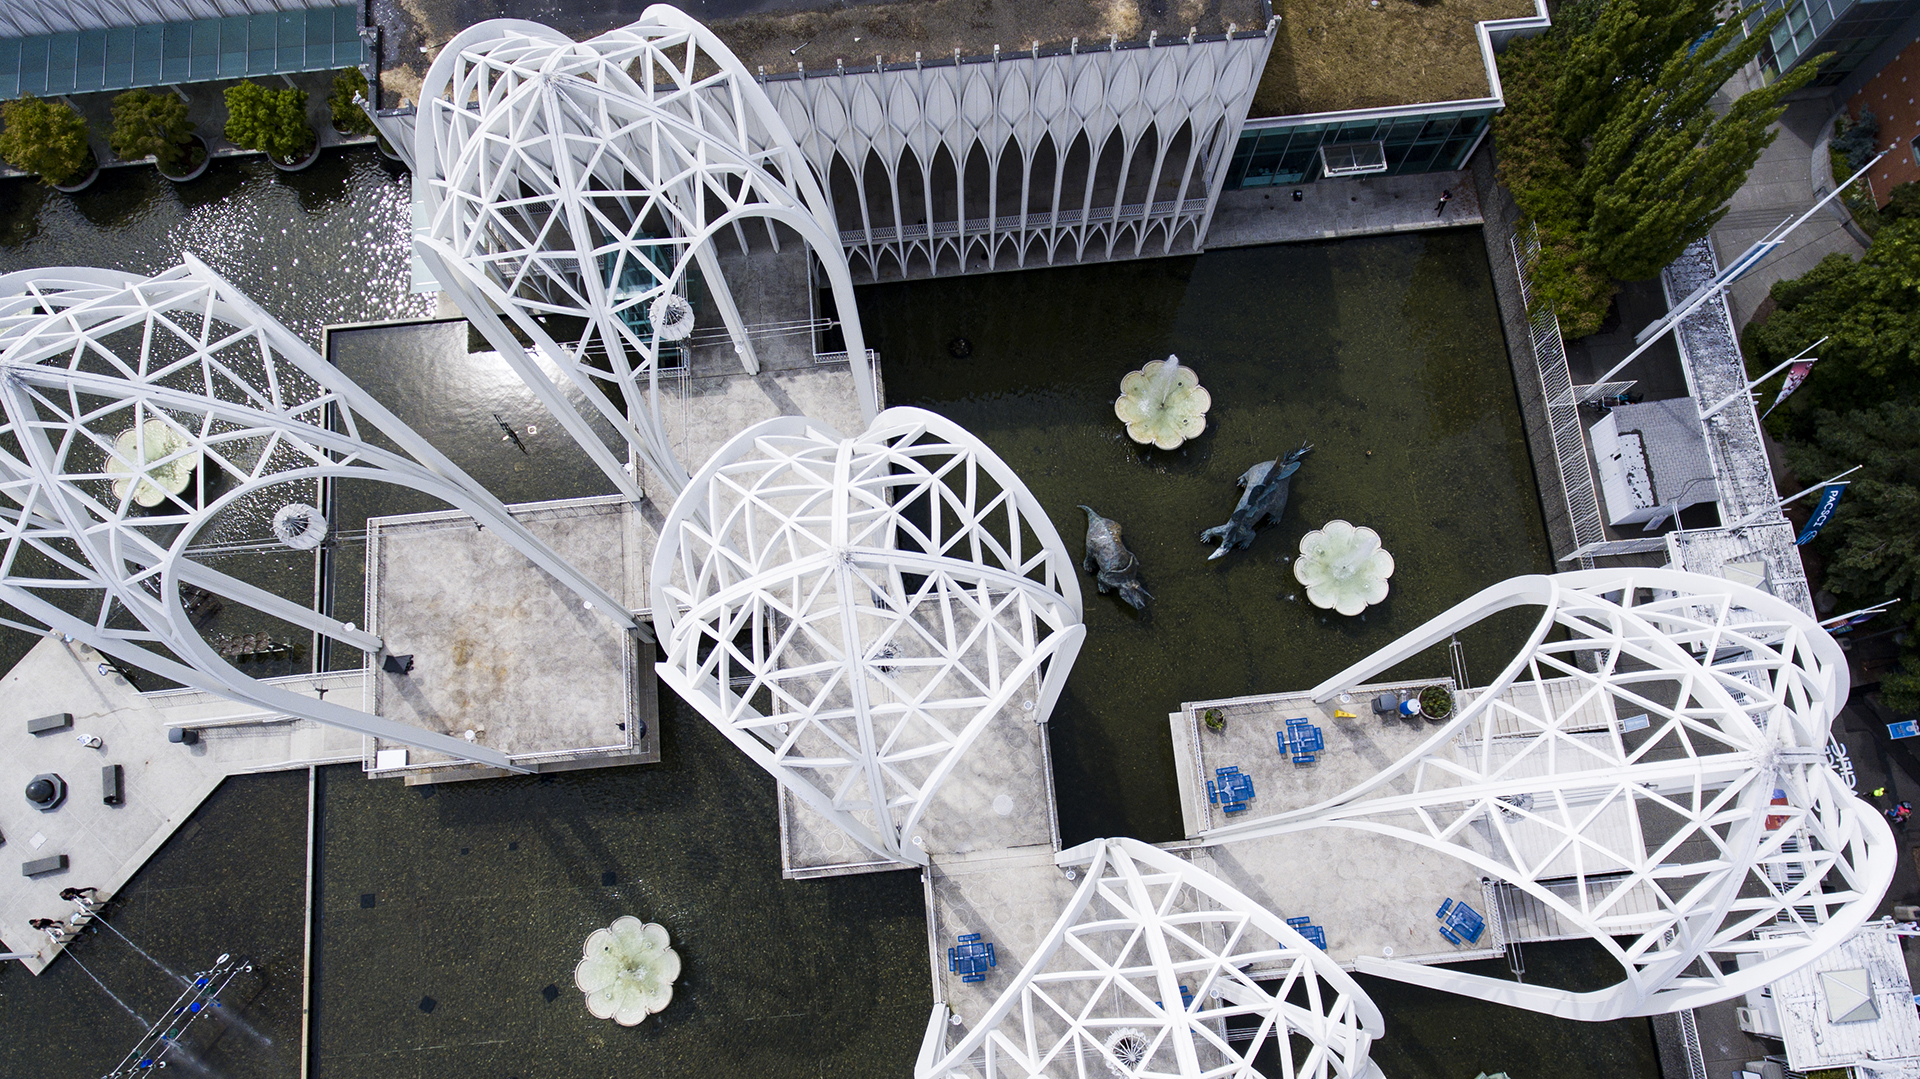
[107,418,200,508]
[1294,519,1394,615]
[1200,442,1312,560]
[574,916,680,1025]
[1115,354,1211,450]
[1078,505,1152,610]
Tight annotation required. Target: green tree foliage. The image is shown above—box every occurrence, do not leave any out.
[328,68,376,137]
[1742,215,1920,427]
[1783,404,1920,712]
[108,88,197,173]
[224,81,314,162]
[1494,0,1822,336]
[0,94,93,186]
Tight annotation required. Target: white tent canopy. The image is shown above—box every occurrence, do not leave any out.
[0,257,635,771]
[1202,569,1895,1021]
[414,9,875,501]
[651,408,1084,867]
[918,837,1385,1079]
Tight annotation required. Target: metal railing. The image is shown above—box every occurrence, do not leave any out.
[1510,225,1608,569]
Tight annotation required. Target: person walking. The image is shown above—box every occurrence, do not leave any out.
[1435,189,1452,217]
[1889,800,1912,824]
[58,886,96,902]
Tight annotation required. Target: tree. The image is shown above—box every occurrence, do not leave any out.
[0,94,93,186]
[108,88,197,173]
[1494,1,1823,335]
[224,81,315,163]
[1742,215,1920,428]
[1783,404,1920,712]
[328,67,376,137]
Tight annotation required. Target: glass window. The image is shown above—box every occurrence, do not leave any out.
[277,11,305,70]
[133,24,164,87]
[13,36,45,98]
[248,13,277,75]
[105,26,135,88]
[161,21,192,84]
[191,18,221,81]
[337,6,365,67]
[0,38,20,101]
[219,16,248,78]
[43,32,78,96]
[75,29,107,93]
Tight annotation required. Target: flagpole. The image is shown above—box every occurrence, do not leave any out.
[1821,598,1901,629]
[1725,465,1862,530]
[1700,336,1825,419]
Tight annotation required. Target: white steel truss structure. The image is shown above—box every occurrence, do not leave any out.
[651,408,1085,867]
[414,9,876,501]
[918,837,1384,1079]
[0,257,636,772]
[764,32,1273,280]
[1202,569,1894,1021]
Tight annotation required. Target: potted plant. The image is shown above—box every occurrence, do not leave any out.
[0,94,97,190]
[108,88,206,181]
[1418,685,1454,722]
[328,67,377,137]
[224,80,318,171]
[1202,707,1225,733]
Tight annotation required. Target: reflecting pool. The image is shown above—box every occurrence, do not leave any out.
[861,232,1557,846]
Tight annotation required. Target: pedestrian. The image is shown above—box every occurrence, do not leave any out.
[1435,189,1452,217]
[59,887,97,902]
[1889,800,1912,824]
[27,918,56,930]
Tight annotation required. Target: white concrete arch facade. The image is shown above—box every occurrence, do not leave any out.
[762,30,1274,280]
[1202,569,1895,1021]
[651,407,1085,867]
[0,256,636,772]
[917,836,1384,1079]
[414,9,876,500]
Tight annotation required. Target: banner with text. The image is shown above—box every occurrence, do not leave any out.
[1795,484,1846,546]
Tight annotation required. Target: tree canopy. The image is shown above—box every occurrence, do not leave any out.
[1495,0,1822,335]
[224,81,314,163]
[0,95,93,186]
[1742,214,1920,431]
[108,88,197,173]
[1783,404,1920,713]
[329,67,376,138]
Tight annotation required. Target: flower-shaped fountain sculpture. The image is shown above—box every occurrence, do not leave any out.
[648,293,695,342]
[1114,354,1211,450]
[1293,520,1394,616]
[574,916,680,1025]
[107,418,200,508]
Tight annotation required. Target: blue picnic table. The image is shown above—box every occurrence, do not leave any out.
[948,932,997,983]
[1436,898,1485,946]
[1287,915,1328,950]
[1207,766,1255,813]
[1278,718,1324,764]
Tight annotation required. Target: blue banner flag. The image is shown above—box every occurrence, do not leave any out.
[1795,485,1846,545]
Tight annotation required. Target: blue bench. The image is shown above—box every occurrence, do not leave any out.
[1155,984,1196,1010]
[949,934,997,983]
[1436,898,1485,946]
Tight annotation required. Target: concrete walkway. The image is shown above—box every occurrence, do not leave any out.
[1205,167,1482,248]
[0,636,364,974]
[1711,94,1868,328]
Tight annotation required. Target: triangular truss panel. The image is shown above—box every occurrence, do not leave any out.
[918,837,1384,1079]
[414,7,876,498]
[1203,569,1895,1020]
[0,258,633,770]
[651,407,1085,866]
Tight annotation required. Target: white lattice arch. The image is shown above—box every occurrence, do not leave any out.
[918,837,1384,1079]
[414,10,876,499]
[1204,569,1894,1021]
[651,408,1085,867]
[0,257,636,771]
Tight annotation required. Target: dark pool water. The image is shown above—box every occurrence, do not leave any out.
[862,232,1557,846]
